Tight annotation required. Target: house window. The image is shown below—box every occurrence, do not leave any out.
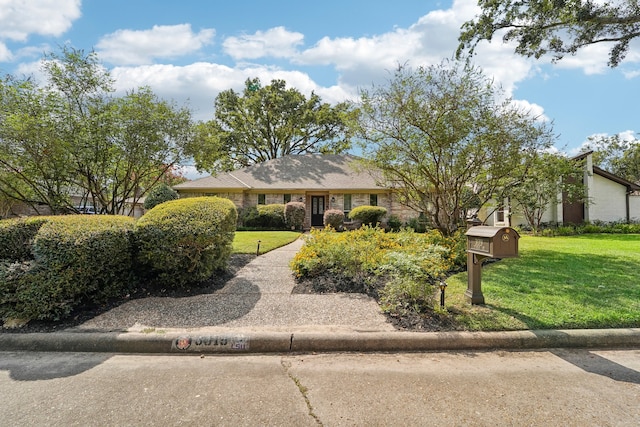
[343,194,352,217]
[284,194,291,203]
[258,194,266,205]
[369,194,378,206]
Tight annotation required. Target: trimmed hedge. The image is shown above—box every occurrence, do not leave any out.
[323,209,344,230]
[285,202,305,230]
[241,204,286,229]
[0,216,53,261]
[1,215,136,321]
[135,196,237,288]
[348,205,387,226]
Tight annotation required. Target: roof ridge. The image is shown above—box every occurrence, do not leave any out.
[228,172,251,188]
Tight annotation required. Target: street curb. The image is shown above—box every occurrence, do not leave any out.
[1,328,638,354]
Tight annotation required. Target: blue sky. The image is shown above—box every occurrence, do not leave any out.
[1,0,638,177]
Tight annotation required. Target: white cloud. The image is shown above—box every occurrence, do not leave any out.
[0,42,12,61]
[110,62,346,121]
[96,24,215,65]
[0,0,80,41]
[570,130,639,156]
[223,26,304,60]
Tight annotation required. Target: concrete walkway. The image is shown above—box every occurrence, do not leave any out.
[1,237,639,354]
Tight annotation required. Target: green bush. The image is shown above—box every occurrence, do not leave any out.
[291,227,467,315]
[387,214,402,232]
[323,209,344,230]
[135,196,237,288]
[1,215,136,321]
[240,204,286,229]
[348,205,387,226]
[284,202,305,230]
[143,183,179,210]
[0,216,53,261]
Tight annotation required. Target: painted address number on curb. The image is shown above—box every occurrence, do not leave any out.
[173,335,249,351]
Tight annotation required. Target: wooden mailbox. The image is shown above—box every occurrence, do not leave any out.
[464,226,520,305]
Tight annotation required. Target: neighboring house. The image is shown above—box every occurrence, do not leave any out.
[482,151,640,227]
[173,154,417,229]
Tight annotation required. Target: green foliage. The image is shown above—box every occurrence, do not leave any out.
[188,77,354,172]
[0,46,194,215]
[457,0,640,67]
[583,134,640,185]
[284,202,305,230]
[143,183,179,210]
[405,216,428,233]
[0,215,135,321]
[510,153,585,234]
[240,204,286,229]
[356,61,554,236]
[539,220,640,236]
[323,209,344,230]
[0,217,53,261]
[291,227,466,310]
[386,215,402,232]
[348,205,387,226]
[135,197,237,288]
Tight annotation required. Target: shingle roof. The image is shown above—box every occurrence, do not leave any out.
[174,154,383,191]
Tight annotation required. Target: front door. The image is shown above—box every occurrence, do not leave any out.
[311,196,325,227]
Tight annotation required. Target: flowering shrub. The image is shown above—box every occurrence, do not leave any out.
[291,226,466,312]
[323,209,344,230]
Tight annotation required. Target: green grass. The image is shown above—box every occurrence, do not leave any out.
[443,234,640,331]
[232,231,301,254]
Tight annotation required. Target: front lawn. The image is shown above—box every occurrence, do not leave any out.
[233,231,301,254]
[444,234,640,330]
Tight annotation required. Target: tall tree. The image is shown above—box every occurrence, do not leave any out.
[457,0,640,67]
[0,76,74,214]
[0,47,194,215]
[355,61,556,236]
[188,78,354,172]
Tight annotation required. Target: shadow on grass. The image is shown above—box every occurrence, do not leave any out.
[476,248,640,330]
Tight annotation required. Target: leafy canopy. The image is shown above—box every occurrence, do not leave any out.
[355,61,555,236]
[188,78,354,172]
[457,0,640,67]
[0,46,194,216]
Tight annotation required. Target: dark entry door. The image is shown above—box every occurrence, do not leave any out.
[311,196,325,227]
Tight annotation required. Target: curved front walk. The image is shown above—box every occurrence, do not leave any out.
[1,237,639,354]
[72,237,395,334]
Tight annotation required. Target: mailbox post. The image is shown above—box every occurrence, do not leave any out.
[465,226,520,304]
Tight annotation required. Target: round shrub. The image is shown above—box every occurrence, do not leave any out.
[135,196,237,288]
[1,215,136,321]
[348,205,387,226]
[323,209,344,230]
[0,216,53,261]
[143,183,179,210]
[285,202,305,230]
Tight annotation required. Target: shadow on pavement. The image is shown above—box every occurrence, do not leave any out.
[0,352,110,381]
[551,348,640,385]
